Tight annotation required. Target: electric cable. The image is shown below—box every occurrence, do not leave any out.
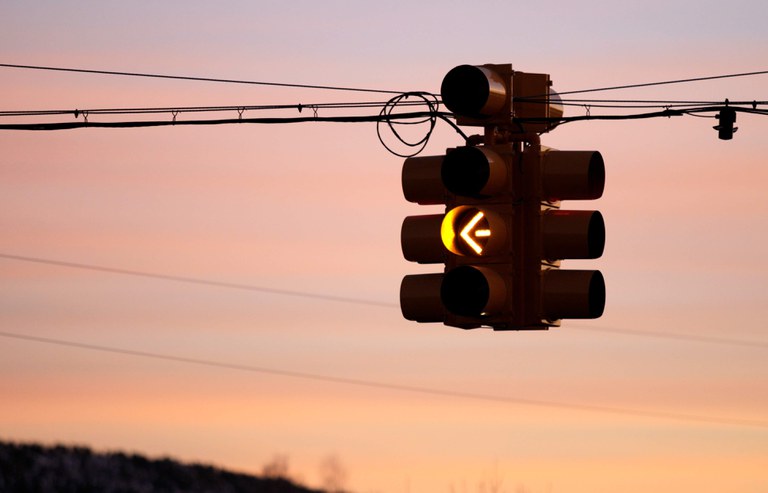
[2,101,764,132]
[0,100,431,118]
[2,99,765,119]
[3,64,766,153]
[554,69,768,97]
[1,329,766,428]
[569,324,768,349]
[376,92,441,157]
[3,63,765,123]
[5,102,764,155]
[516,105,768,128]
[2,252,767,350]
[0,100,463,155]
[4,63,767,99]
[0,253,393,308]
[542,99,767,111]
[0,111,448,131]
[0,63,403,95]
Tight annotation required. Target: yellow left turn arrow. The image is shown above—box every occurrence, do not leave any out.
[459,211,491,255]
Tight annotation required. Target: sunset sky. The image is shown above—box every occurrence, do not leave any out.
[2,1,768,492]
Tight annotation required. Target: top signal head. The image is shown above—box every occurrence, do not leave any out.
[441,65,510,119]
[440,64,562,133]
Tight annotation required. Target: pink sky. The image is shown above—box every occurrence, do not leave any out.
[2,2,768,492]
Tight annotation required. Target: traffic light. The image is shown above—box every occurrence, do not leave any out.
[399,63,605,330]
[714,106,737,140]
[440,63,563,134]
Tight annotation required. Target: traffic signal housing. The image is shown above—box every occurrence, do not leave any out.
[440,63,563,134]
[714,107,737,140]
[399,63,605,331]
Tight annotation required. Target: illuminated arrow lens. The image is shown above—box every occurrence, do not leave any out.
[459,211,491,255]
[441,206,505,257]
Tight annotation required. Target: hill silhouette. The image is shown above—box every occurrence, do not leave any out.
[0,440,322,493]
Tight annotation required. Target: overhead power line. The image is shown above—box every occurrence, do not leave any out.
[0,89,455,157]
[0,100,430,118]
[569,324,768,349]
[0,98,764,120]
[3,252,768,350]
[2,329,766,429]
[3,62,767,149]
[0,111,446,131]
[2,105,765,136]
[0,63,403,95]
[555,99,767,110]
[4,62,767,98]
[556,69,768,96]
[0,253,393,308]
[0,103,457,157]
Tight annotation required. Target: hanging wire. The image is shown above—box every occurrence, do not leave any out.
[0,100,433,118]
[376,92,441,158]
[0,92,469,156]
[0,63,404,95]
[1,95,765,152]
